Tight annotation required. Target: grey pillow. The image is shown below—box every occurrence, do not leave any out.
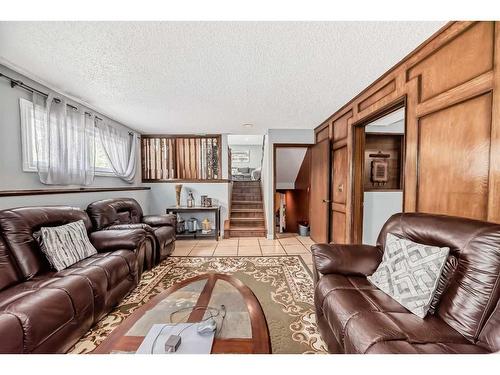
[38,220,97,271]
[368,233,450,318]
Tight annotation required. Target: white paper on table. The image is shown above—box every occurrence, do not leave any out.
[136,324,215,354]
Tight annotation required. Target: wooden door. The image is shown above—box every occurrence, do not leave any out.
[309,139,331,243]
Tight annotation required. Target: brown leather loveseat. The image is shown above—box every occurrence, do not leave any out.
[0,206,148,353]
[87,198,176,267]
[312,212,500,354]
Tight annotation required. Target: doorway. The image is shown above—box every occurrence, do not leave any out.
[227,135,264,181]
[353,105,406,245]
[273,144,312,238]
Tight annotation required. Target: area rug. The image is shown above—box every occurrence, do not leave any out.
[69,256,327,354]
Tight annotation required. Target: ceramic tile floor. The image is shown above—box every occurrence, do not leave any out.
[171,235,316,270]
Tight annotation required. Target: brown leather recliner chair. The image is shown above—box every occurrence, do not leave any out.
[87,198,176,265]
[0,206,147,353]
[312,212,500,354]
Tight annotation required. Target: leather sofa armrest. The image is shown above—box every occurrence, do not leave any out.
[90,229,146,252]
[108,223,155,234]
[311,243,383,276]
[0,313,24,353]
[142,214,176,227]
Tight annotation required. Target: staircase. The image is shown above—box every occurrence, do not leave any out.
[226,181,266,238]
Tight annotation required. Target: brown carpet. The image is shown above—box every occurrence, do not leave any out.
[69,256,327,354]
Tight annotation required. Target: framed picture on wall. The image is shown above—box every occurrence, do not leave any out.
[231,150,250,163]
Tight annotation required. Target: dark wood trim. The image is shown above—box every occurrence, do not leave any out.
[92,273,271,354]
[0,186,150,197]
[351,100,406,244]
[187,273,217,322]
[272,143,313,238]
[141,134,223,182]
[142,179,230,183]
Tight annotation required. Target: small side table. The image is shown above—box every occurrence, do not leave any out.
[166,206,220,240]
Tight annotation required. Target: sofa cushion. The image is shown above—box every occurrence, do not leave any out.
[368,233,450,318]
[0,275,94,353]
[39,220,97,271]
[316,273,483,354]
[377,213,500,341]
[0,206,92,279]
[0,313,24,353]
[477,297,500,352]
[0,236,20,291]
[344,311,486,354]
[154,226,175,248]
[87,198,144,230]
[316,274,407,346]
[69,251,136,287]
[428,254,459,314]
[364,340,490,354]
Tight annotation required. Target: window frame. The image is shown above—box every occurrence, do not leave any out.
[19,97,117,177]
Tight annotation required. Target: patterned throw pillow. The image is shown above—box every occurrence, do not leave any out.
[39,220,97,271]
[367,233,450,318]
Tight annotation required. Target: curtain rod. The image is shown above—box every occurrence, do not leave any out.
[0,72,136,136]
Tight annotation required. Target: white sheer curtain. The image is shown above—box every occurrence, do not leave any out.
[33,92,96,185]
[96,119,137,183]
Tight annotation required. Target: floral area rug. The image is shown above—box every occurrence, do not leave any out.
[69,256,327,354]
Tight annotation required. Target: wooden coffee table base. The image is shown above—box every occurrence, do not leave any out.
[93,273,271,354]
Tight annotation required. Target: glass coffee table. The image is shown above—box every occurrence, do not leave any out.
[93,273,271,354]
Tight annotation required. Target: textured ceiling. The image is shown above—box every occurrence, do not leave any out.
[0,21,445,134]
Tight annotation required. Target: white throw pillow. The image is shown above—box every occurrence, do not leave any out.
[39,220,97,271]
[367,233,450,318]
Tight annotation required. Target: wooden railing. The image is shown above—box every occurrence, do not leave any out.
[141,135,222,182]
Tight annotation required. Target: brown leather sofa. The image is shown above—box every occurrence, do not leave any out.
[87,198,176,266]
[312,212,500,354]
[0,206,148,353]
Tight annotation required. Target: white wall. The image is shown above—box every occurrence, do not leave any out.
[263,129,314,239]
[0,64,148,211]
[230,144,262,169]
[362,110,404,245]
[146,182,229,235]
[145,134,231,235]
[275,147,307,187]
[362,191,403,245]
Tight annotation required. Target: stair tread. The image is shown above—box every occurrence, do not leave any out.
[229,226,266,230]
[232,200,262,204]
[231,208,263,212]
[231,217,265,221]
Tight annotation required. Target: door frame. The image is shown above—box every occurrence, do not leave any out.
[272,143,313,238]
[351,97,407,244]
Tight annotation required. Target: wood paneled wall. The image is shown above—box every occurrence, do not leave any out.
[314,21,500,244]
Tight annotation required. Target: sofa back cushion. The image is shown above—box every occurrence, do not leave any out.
[377,213,500,341]
[0,206,92,279]
[87,198,143,230]
[0,236,21,291]
[478,297,500,352]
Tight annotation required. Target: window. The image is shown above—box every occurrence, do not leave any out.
[20,98,115,176]
[141,135,221,181]
[94,128,115,175]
